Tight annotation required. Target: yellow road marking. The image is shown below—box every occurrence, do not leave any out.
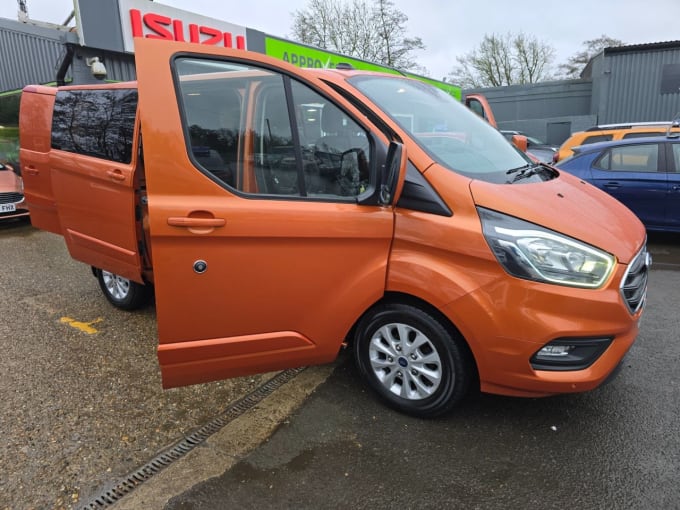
[60,317,104,334]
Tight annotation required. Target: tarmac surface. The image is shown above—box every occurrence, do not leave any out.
[126,234,680,509]
[2,221,680,509]
[128,258,679,510]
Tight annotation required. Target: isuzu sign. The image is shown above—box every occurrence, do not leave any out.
[117,0,247,52]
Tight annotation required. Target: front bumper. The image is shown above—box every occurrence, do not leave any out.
[444,256,645,398]
[0,197,30,220]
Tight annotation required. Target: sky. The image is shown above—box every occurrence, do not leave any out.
[1,0,678,81]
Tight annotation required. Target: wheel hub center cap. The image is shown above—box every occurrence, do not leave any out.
[398,357,408,368]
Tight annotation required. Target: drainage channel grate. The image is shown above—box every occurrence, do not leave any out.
[78,366,306,509]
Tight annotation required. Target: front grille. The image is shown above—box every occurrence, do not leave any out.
[620,245,650,314]
[0,192,23,204]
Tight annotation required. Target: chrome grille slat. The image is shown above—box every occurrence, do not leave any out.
[620,245,650,314]
[0,192,23,203]
[624,285,645,304]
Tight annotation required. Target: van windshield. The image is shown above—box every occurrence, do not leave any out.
[349,76,537,184]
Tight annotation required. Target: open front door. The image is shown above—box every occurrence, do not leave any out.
[135,38,398,388]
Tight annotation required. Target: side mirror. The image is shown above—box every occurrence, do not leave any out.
[511,134,528,152]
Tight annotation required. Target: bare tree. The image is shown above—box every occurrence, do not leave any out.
[559,35,625,79]
[291,0,425,72]
[449,32,556,89]
[514,32,554,84]
[372,0,425,70]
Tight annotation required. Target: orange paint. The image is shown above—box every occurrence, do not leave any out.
[20,39,648,407]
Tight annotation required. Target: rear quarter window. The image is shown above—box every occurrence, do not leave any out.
[622,131,665,139]
[595,144,659,172]
[51,89,137,164]
[582,134,613,144]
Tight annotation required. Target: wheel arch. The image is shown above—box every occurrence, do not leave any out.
[348,291,480,390]
[94,266,153,311]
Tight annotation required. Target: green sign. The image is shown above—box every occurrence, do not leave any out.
[264,37,461,100]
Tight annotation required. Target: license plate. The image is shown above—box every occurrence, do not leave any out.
[1,203,16,213]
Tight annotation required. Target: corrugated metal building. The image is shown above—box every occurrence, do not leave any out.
[587,41,680,124]
[0,17,136,93]
[465,41,680,145]
[0,17,74,92]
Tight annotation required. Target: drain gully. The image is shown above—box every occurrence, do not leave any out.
[78,366,306,509]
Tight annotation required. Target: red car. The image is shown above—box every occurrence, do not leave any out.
[0,162,29,220]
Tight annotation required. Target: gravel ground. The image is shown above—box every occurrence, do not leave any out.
[0,220,271,509]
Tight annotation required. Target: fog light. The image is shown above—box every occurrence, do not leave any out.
[537,344,573,357]
[531,337,613,371]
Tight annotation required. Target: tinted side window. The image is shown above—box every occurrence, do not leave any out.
[51,89,137,163]
[595,144,659,172]
[175,58,371,199]
[582,134,613,144]
[467,99,486,120]
[622,131,665,139]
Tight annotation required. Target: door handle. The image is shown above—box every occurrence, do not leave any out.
[603,181,621,190]
[24,165,39,176]
[167,217,226,228]
[106,169,126,182]
[672,185,680,192]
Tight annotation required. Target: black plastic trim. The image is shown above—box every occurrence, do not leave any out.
[530,337,614,371]
[396,162,452,216]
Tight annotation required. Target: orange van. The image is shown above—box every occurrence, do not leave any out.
[19,39,649,417]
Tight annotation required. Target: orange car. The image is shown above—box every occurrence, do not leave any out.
[19,39,649,417]
[555,121,680,162]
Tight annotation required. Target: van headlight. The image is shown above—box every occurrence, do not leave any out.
[478,207,615,288]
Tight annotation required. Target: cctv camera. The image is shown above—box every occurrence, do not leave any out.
[86,57,107,80]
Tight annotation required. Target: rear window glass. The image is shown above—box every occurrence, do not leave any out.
[51,89,137,164]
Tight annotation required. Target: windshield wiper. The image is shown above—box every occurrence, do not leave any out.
[506,163,535,175]
[506,162,543,183]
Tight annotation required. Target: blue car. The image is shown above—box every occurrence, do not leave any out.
[556,134,680,232]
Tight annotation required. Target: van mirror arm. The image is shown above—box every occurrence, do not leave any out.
[380,141,404,206]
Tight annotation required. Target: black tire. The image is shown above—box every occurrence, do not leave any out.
[353,303,472,418]
[95,268,151,311]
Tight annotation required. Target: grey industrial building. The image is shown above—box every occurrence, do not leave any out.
[465,40,680,145]
[1,12,680,148]
[0,16,135,93]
